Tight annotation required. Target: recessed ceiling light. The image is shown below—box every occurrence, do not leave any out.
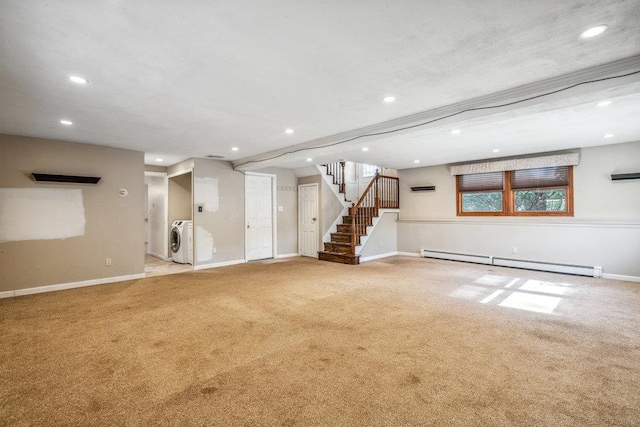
[603,133,614,138]
[492,148,500,153]
[69,75,89,84]
[285,129,294,134]
[306,158,313,162]
[231,147,239,151]
[155,158,163,162]
[362,147,369,151]
[60,120,73,125]
[596,100,612,107]
[414,160,420,164]
[383,96,396,103]
[451,129,461,135]
[580,25,608,39]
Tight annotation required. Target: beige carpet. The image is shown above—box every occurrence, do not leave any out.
[1,256,639,426]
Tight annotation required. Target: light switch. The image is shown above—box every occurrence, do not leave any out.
[278,206,284,212]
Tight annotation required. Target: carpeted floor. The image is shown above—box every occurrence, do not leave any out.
[1,256,639,426]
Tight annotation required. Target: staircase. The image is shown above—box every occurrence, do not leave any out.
[318,164,399,265]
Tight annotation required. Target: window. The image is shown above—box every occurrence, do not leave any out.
[361,163,379,178]
[456,166,573,216]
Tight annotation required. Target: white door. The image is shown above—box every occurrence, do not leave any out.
[299,184,318,257]
[246,174,274,261]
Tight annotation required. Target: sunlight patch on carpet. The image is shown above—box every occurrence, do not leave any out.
[451,275,572,315]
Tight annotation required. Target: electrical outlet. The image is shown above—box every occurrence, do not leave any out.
[105,258,112,266]
[212,247,217,254]
[512,247,518,254]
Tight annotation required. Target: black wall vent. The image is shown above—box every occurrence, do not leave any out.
[411,186,436,192]
[611,173,640,181]
[32,173,101,184]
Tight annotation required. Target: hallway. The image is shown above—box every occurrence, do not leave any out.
[144,254,191,277]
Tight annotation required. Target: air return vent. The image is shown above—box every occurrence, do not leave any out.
[411,186,436,192]
[611,172,640,181]
[32,173,101,184]
[204,155,225,159]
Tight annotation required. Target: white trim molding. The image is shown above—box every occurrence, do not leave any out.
[602,273,640,283]
[0,273,146,299]
[276,253,300,259]
[397,251,421,257]
[193,259,246,270]
[360,251,400,263]
[397,219,640,229]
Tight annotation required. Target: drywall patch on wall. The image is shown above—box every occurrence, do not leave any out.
[0,188,86,242]
[194,177,219,212]
[196,225,215,263]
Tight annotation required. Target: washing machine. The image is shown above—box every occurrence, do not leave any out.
[171,220,193,264]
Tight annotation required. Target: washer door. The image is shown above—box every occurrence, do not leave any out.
[171,227,181,254]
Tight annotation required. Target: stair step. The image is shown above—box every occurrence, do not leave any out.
[318,251,360,265]
[337,224,369,234]
[330,232,362,244]
[342,216,373,226]
[323,242,354,254]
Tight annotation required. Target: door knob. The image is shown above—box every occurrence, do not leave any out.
[312,217,317,222]
[247,224,250,229]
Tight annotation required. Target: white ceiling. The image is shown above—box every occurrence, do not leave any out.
[1,1,639,171]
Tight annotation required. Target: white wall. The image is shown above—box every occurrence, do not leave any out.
[192,159,245,266]
[256,167,299,256]
[0,134,145,293]
[397,141,640,279]
[359,211,398,259]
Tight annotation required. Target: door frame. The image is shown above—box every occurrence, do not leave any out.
[298,183,319,257]
[144,171,169,260]
[244,172,277,261]
[168,168,194,264]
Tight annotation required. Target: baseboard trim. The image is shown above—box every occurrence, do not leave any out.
[602,273,640,283]
[397,251,420,257]
[1,273,146,299]
[360,251,399,263]
[276,253,300,259]
[193,259,246,271]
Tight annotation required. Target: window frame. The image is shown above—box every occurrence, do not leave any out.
[456,166,573,217]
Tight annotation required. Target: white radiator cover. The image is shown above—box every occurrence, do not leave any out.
[420,249,601,278]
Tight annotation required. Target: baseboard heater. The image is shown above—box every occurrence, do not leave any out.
[420,249,600,277]
[419,249,493,265]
